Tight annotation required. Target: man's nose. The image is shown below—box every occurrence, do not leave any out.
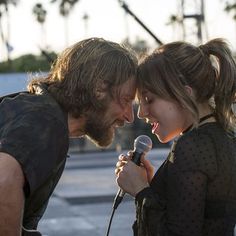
[124,103,134,123]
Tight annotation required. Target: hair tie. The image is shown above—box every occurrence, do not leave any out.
[199,45,210,57]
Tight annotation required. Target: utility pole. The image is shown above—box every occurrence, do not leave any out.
[179,0,208,44]
[118,0,163,45]
[82,12,89,38]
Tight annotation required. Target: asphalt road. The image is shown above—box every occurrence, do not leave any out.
[38,148,168,236]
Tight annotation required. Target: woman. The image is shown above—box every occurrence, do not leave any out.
[115,38,236,236]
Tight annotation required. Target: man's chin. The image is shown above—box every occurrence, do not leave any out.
[86,129,114,148]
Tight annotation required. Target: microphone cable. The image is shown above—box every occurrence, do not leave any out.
[105,188,126,236]
[105,205,116,236]
[105,135,152,236]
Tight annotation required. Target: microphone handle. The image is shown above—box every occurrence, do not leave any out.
[131,151,142,165]
[113,151,142,210]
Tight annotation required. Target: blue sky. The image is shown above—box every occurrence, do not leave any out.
[1,0,235,61]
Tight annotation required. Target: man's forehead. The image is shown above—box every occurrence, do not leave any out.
[137,89,148,99]
[119,79,136,98]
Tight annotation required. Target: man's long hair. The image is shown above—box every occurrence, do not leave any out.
[28,38,137,117]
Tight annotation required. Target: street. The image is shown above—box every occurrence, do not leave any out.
[38,148,168,236]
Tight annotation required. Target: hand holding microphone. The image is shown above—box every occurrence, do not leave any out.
[113,135,153,209]
[106,135,153,236]
[116,154,150,196]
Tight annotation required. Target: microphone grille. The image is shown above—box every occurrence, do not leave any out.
[134,135,152,153]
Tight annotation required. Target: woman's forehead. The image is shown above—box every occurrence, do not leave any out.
[136,89,151,101]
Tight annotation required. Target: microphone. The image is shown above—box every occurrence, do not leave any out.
[113,135,152,210]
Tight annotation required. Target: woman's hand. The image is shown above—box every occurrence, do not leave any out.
[140,154,155,183]
[115,152,154,197]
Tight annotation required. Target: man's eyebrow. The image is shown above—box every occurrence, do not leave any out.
[122,94,135,100]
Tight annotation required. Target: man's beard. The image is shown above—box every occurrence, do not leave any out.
[84,109,115,148]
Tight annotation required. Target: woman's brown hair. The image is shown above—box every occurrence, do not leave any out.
[137,38,236,131]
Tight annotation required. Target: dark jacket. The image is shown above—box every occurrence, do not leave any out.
[133,123,236,236]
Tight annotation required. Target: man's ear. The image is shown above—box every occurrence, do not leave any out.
[95,89,106,100]
[95,81,108,100]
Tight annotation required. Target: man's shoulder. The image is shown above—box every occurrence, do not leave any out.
[1,91,66,123]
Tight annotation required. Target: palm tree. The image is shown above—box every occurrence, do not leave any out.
[167,0,207,44]
[224,0,236,48]
[0,0,18,62]
[32,3,47,49]
[224,1,236,20]
[51,0,80,46]
[82,12,89,38]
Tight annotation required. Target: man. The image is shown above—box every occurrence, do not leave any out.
[0,37,137,235]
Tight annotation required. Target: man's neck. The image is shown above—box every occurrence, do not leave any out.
[67,113,86,137]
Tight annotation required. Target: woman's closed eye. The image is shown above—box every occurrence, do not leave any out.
[144,96,153,104]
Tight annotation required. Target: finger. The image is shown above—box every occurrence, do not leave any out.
[116,160,124,168]
[115,164,125,175]
[126,151,134,160]
[140,154,146,163]
[115,168,120,175]
[142,158,153,169]
[118,154,128,161]
[117,158,128,166]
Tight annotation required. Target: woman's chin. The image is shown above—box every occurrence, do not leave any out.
[155,133,172,144]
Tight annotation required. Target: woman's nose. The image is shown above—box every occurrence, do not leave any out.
[137,104,148,120]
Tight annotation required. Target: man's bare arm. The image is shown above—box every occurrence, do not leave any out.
[0,152,25,236]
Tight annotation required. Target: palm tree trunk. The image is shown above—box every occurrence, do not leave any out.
[64,15,69,47]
